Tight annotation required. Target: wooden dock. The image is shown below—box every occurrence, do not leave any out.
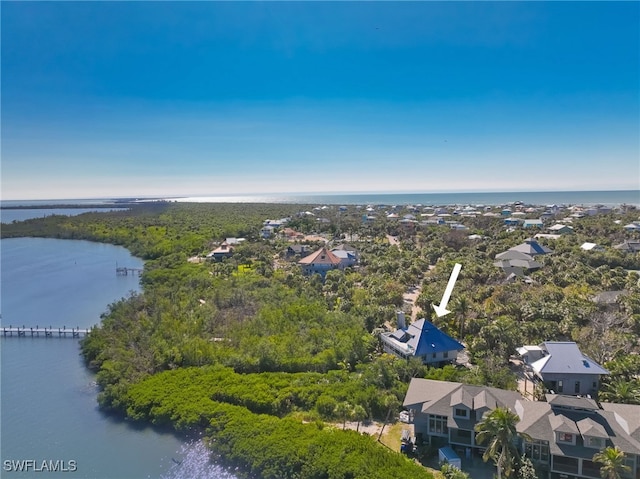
[116,266,143,276]
[1,326,91,338]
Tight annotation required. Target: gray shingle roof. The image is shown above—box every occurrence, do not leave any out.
[474,390,498,411]
[450,388,474,408]
[549,414,580,434]
[494,258,542,269]
[518,400,640,456]
[403,379,522,417]
[614,240,640,252]
[495,250,535,261]
[600,402,640,441]
[407,380,640,457]
[599,410,640,454]
[546,395,600,411]
[577,418,608,439]
[403,378,459,409]
[516,400,553,437]
[509,239,553,255]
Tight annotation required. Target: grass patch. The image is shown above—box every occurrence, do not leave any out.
[379,421,411,451]
[234,264,256,275]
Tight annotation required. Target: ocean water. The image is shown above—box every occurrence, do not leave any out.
[164,189,639,206]
[0,237,235,479]
[2,189,639,209]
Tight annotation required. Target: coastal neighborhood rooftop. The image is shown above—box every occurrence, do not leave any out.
[381,314,464,366]
[403,378,640,479]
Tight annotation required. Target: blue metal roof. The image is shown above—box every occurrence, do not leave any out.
[407,319,464,356]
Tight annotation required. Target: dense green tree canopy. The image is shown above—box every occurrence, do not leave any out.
[3,201,639,478]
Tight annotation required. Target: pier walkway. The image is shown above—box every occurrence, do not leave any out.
[116,267,143,276]
[2,326,91,338]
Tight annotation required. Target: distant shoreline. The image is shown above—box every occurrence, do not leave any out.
[0,203,139,210]
[2,189,638,208]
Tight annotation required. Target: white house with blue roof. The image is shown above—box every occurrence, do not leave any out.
[381,313,464,366]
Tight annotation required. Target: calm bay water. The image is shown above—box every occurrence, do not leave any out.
[1,208,129,224]
[0,237,236,479]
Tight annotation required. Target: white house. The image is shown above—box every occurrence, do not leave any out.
[580,242,604,252]
[380,313,464,366]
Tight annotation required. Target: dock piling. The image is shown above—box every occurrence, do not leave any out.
[2,325,91,339]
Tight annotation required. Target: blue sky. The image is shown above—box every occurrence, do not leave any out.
[2,1,638,200]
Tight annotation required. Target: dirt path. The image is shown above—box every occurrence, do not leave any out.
[403,285,423,321]
[338,420,384,436]
[385,235,423,320]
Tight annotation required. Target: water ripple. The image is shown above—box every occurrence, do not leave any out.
[160,440,239,479]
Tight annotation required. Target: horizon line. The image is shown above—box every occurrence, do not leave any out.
[1,187,638,204]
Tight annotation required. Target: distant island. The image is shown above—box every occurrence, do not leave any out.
[2,198,639,479]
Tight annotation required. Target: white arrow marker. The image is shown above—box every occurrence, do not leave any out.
[432,263,462,318]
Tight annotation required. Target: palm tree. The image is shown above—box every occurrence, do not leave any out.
[441,462,471,479]
[592,446,631,479]
[377,394,400,441]
[352,404,367,433]
[334,401,353,430]
[599,379,640,405]
[452,295,469,338]
[474,407,531,479]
